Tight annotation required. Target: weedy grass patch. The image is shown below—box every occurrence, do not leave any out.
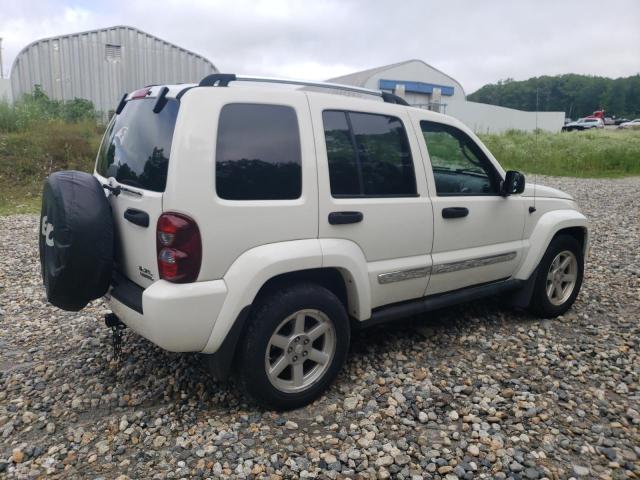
[0,90,104,215]
[480,128,640,178]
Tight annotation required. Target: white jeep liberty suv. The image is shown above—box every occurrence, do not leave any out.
[39,74,588,409]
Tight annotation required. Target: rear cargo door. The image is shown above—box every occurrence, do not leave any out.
[94,95,180,288]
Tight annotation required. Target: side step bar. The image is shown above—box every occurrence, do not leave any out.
[355,279,524,329]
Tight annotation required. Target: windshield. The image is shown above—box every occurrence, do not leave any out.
[96,98,179,192]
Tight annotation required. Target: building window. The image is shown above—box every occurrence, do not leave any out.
[216,103,302,200]
[323,110,417,197]
[105,44,122,61]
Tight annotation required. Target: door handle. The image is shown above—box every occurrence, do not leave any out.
[442,207,469,219]
[328,211,363,225]
[124,208,150,227]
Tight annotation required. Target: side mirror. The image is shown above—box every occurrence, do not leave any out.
[502,170,525,196]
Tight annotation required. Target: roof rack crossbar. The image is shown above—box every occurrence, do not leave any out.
[197,73,410,106]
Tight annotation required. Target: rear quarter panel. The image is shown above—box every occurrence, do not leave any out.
[163,87,319,281]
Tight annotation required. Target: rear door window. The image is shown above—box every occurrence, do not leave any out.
[322,110,417,197]
[215,103,302,200]
[96,98,178,192]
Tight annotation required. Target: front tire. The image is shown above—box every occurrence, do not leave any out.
[528,234,584,318]
[237,283,350,410]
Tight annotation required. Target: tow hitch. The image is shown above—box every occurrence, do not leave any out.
[105,313,126,361]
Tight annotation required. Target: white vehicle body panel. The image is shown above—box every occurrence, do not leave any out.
[164,87,319,280]
[109,278,227,352]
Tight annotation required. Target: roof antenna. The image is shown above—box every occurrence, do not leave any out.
[530,87,539,214]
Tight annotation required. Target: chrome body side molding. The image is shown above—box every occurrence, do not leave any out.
[377,252,517,285]
[432,252,517,275]
[378,267,431,284]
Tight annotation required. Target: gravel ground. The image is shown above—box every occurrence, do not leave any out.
[1,176,639,479]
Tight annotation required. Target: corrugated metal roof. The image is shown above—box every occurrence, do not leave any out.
[10,25,218,114]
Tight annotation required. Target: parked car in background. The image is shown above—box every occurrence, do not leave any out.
[618,119,640,129]
[603,117,615,126]
[562,117,604,132]
[614,118,630,125]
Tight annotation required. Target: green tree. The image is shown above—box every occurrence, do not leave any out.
[468,74,640,118]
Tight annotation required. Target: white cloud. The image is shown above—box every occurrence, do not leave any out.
[0,0,638,92]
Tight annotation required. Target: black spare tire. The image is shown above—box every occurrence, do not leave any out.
[39,171,114,311]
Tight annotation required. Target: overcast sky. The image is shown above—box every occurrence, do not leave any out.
[1,0,639,93]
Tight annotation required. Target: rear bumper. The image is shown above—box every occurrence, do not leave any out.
[107,275,228,352]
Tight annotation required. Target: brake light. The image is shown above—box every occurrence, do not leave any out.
[130,87,151,99]
[156,213,201,283]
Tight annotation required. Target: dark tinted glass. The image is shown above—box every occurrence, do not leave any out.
[96,98,178,192]
[350,112,416,196]
[322,111,360,195]
[322,111,416,197]
[421,121,500,195]
[216,103,301,200]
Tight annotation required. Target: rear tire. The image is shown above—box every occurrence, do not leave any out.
[237,283,350,410]
[528,234,584,318]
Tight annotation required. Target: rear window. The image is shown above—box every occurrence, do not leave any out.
[96,98,179,192]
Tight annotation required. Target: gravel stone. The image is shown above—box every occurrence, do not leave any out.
[284,420,298,430]
[343,396,358,411]
[572,464,590,476]
[1,176,639,478]
[152,435,166,448]
[95,441,110,455]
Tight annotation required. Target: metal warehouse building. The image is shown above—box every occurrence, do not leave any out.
[10,25,217,115]
[329,59,565,133]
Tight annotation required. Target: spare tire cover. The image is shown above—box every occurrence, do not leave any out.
[39,170,113,311]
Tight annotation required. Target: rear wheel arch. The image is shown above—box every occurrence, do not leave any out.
[203,267,354,382]
[253,268,351,316]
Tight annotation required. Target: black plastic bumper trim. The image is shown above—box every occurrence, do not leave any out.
[110,271,144,314]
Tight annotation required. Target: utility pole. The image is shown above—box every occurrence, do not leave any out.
[0,38,4,78]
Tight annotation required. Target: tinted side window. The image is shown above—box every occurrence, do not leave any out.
[322,110,417,197]
[216,103,301,200]
[323,111,360,196]
[350,113,417,196]
[421,121,500,196]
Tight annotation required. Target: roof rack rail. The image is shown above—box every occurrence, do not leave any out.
[197,73,409,106]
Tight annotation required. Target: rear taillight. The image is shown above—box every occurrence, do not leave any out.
[156,213,201,283]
